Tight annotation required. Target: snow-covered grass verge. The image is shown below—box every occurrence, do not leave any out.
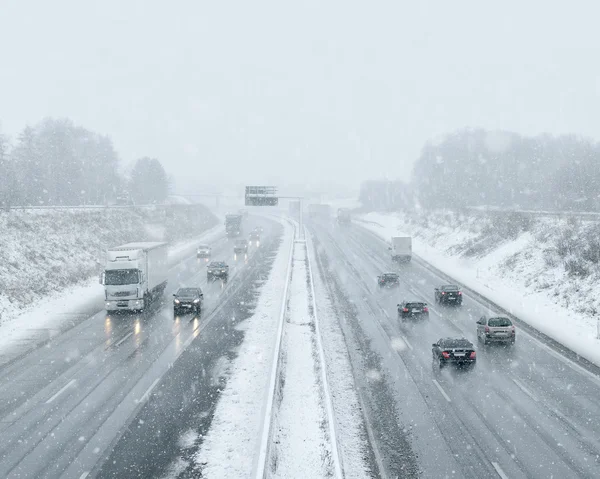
[195,219,294,478]
[357,210,600,367]
[0,205,217,324]
[307,233,373,479]
[268,240,332,478]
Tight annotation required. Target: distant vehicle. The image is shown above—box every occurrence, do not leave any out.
[337,208,351,225]
[197,244,212,259]
[207,261,229,281]
[239,208,249,218]
[101,242,168,312]
[432,338,476,369]
[225,214,243,238]
[435,284,462,305]
[398,301,429,320]
[377,272,400,288]
[390,236,412,262]
[477,316,515,345]
[255,226,264,234]
[234,239,249,254]
[173,287,203,315]
[249,231,260,242]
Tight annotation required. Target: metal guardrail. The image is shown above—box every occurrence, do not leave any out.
[0,203,202,212]
[464,206,600,220]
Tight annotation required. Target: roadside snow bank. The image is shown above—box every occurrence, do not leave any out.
[196,219,294,478]
[357,211,600,367]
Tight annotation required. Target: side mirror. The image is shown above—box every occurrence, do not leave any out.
[397,304,400,307]
[173,293,176,297]
[432,343,437,348]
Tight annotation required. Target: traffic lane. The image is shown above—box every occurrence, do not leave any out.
[0,214,272,414]
[344,225,600,477]
[310,224,473,478]
[348,225,600,446]
[0,217,277,478]
[93,237,279,479]
[317,223,593,477]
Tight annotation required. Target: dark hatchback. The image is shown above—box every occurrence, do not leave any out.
[207,261,229,281]
[435,284,462,305]
[378,272,400,288]
[173,287,203,315]
[398,301,429,320]
[432,338,476,369]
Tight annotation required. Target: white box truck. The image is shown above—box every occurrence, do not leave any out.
[101,242,168,312]
[391,236,412,262]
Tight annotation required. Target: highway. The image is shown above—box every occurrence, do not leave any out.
[0,216,281,479]
[310,219,600,478]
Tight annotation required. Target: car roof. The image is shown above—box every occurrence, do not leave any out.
[441,284,459,291]
[439,338,473,348]
[209,261,227,266]
[176,287,200,294]
[404,301,426,305]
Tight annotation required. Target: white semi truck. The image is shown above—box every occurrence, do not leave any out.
[390,236,412,262]
[101,242,168,312]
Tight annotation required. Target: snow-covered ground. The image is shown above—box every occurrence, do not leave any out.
[268,240,331,478]
[195,218,294,477]
[357,210,600,367]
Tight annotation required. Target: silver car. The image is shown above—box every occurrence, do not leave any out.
[476,316,515,345]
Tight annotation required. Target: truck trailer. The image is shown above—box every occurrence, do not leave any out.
[225,214,243,238]
[337,208,351,224]
[390,236,412,262]
[102,242,168,312]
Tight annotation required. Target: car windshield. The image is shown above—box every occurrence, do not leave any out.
[488,317,512,327]
[384,274,398,279]
[176,288,198,297]
[104,269,139,285]
[210,262,226,268]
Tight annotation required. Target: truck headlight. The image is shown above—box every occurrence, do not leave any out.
[174,299,180,304]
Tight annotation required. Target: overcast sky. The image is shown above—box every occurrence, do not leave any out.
[1,0,599,194]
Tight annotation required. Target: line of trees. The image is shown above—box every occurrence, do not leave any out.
[0,118,169,207]
[360,128,600,212]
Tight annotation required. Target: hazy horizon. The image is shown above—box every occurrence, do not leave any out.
[2,0,600,194]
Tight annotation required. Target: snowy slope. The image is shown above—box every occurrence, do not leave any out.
[357,210,600,367]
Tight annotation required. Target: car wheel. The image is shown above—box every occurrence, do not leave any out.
[483,337,488,345]
[438,360,444,369]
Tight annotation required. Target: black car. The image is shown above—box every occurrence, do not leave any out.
[398,301,429,320]
[207,261,229,281]
[377,272,400,288]
[173,287,203,314]
[432,338,476,369]
[435,284,462,305]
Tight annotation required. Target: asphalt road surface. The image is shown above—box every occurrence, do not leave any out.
[310,219,600,479]
[0,216,280,479]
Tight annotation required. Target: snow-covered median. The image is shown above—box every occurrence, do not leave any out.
[357,211,600,368]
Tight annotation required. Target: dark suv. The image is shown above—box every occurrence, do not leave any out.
[173,287,203,315]
[432,338,476,369]
[377,272,400,288]
[434,284,462,305]
[207,261,229,281]
[398,301,429,320]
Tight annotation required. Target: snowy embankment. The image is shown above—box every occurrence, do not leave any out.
[357,210,600,367]
[0,205,218,351]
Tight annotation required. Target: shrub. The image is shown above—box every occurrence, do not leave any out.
[564,258,589,277]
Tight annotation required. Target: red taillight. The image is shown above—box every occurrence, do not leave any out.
[403,308,409,312]
[442,351,450,358]
[485,326,490,333]
[441,292,446,295]
[423,307,429,313]
[469,351,476,359]
[458,291,462,295]
[511,326,516,335]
